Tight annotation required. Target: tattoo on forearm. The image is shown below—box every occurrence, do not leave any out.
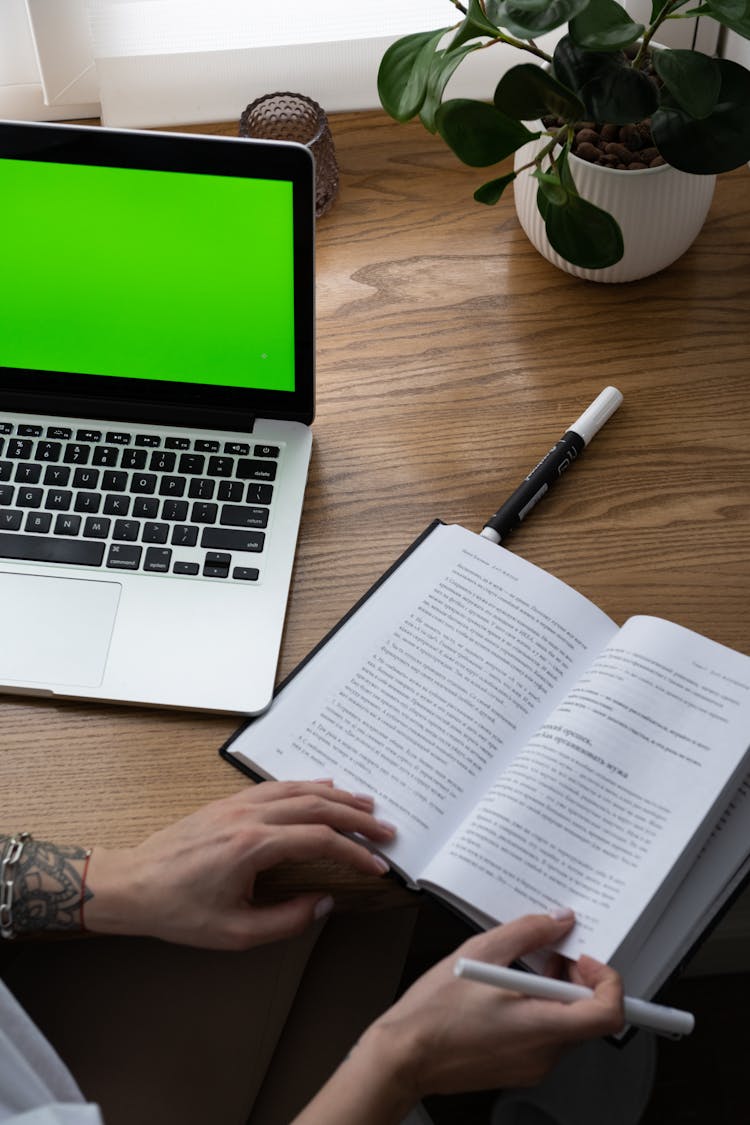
[0,836,93,935]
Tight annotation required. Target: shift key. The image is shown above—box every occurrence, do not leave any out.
[201,528,265,552]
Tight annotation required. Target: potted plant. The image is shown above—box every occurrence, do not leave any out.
[377,0,750,280]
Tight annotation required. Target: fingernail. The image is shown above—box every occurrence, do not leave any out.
[313,895,335,920]
[377,819,398,836]
[353,793,375,806]
[312,778,334,786]
[549,907,575,922]
[372,855,390,874]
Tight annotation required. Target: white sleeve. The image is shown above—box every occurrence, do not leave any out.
[2,1108,103,1125]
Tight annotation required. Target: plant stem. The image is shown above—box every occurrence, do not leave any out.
[633,0,686,66]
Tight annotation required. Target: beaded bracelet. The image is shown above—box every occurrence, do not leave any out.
[0,832,32,940]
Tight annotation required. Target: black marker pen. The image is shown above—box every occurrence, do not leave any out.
[480,386,623,544]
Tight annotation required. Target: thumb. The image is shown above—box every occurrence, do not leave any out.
[466,910,576,966]
[230,894,335,949]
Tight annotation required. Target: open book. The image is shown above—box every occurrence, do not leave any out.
[223,523,750,998]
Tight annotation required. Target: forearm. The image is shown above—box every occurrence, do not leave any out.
[1,833,92,938]
[292,1022,420,1125]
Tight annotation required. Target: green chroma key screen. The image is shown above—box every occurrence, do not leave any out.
[0,157,296,392]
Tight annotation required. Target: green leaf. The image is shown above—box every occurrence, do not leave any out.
[488,0,590,38]
[552,34,621,95]
[544,193,625,268]
[702,0,750,37]
[652,49,722,119]
[436,99,539,166]
[534,169,568,206]
[583,60,660,122]
[420,43,482,133]
[450,0,503,50]
[377,29,449,122]
[474,171,517,204]
[494,64,585,121]
[650,0,673,18]
[570,0,644,51]
[652,57,750,172]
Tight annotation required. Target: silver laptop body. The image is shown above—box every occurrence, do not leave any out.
[0,120,315,714]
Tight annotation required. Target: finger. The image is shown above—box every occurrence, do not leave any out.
[252,824,390,876]
[240,780,376,813]
[223,894,336,950]
[461,910,576,967]
[251,793,397,842]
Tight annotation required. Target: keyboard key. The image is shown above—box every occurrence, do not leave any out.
[0,423,13,435]
[217,480,244,502]
[25,512,52,534]
[233,566,260,581]
[132,497,159,519]
[102,470,128,492]
[45,490,72,511]
[236,459,276,481]
[0,462,11,482]
[135,434,161,447]
[63,443,90,465]
[103,494,130,516]
[203,551,231,578]
[74,492,102,514]
[254,445,279,458]
[188,478,214,500]
[17,487,43,508]
[76,429,101,443]
[207,456,233,477]
[18,424,43,437]
[47,427,71,440]
[159,475,186,498]
[43,465,71,487]
[15,464,42,484]
[165,436,191,450]
[171,524,199,547]
[106,543,142,570]
[105,431,131,445]
[83,517,111,539]
[195,440,219,453]
[0,532,104,566]
[121,449,147,470]
[173,561,199,575]
[8,439,33,459]
[0,485,15,505]
[143,522,169,544]
[149,450,176,472]
[54,514,82,536]
[144,546,172,572]
[0,511,22,531]
[224,442,250,456]
[73,467,100,489]
[92,446,120,467]
[113,519,140,541]
[191,502,217,524]
[36,442,62,462]
[161,499,188,521]
[220,505,269,529]
[132,474,157,495]
[201,528,264,552]
[178,454,205,475]
[246,483,273,505]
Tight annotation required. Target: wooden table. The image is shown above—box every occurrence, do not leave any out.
[2,111,749,929]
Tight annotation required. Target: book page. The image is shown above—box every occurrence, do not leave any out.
[229,523,616,876]
[421,615,750,965]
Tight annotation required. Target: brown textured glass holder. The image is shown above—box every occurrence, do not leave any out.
[239,92,339,218]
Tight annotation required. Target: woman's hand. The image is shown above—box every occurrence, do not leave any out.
[84,781,395,950]
[293,911,624,1125]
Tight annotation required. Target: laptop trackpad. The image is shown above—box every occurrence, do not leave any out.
[0,572,121,687]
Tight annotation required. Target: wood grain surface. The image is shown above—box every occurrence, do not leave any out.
[2,111,749,912]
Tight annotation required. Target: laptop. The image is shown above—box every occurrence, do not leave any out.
[0,119,315,714]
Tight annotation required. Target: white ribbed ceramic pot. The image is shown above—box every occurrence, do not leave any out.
[513,130,716,283]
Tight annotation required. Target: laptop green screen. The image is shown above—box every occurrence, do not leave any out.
[0,157,296,393]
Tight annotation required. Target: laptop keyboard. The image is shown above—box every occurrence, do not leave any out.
[0,420,280,582]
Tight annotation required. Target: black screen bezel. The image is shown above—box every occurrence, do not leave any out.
[0,120,315,429]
